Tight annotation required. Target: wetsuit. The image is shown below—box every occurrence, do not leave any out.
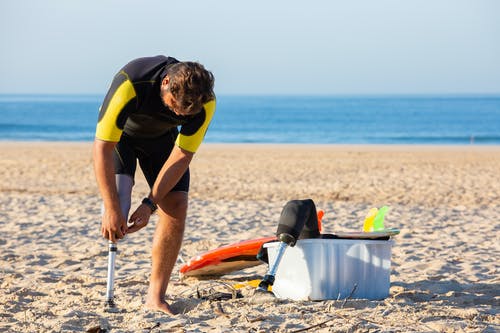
[95,55,216,191]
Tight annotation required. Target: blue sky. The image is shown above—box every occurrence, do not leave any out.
[1,0,499,95]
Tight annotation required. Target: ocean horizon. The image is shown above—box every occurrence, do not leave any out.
[0,94,499,145]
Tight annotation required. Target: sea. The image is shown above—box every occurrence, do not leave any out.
[0,94,499,145]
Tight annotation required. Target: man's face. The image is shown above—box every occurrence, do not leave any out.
[160,77,188,116]
[161,88,183,116]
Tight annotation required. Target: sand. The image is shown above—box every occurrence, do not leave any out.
[0,142,499,332]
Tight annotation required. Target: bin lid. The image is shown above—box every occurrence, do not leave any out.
[331,228,399,239]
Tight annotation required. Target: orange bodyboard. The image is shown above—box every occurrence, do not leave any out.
[180,236,276,277]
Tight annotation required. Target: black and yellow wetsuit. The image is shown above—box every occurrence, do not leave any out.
[95,55,216,191]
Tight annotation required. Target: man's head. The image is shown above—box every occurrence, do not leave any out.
[160,62,215,116]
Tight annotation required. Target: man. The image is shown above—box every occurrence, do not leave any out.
[93,55,215,314]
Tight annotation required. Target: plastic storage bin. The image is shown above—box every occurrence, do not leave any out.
[264,238,393,300]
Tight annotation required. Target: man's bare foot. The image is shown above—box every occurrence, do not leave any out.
[144,296,175,315]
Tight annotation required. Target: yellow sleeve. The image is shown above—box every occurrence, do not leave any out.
[175,99,216,153]
[95,73,137,142]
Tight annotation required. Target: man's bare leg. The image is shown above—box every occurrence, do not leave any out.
[145,191,187,314]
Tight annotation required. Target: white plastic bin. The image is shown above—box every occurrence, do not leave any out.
[264,238,393,300]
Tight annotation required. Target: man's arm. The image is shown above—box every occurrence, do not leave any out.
[93,139,127,242]
[150,145,194,204]
[127,145,193,233]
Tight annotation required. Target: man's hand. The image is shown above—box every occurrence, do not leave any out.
[127,203,153,234]
[101,209,127,242]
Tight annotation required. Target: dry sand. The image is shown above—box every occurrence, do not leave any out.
[0,142,499,332]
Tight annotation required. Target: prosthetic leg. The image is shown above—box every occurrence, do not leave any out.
[256,199,320,293]
[105,174,133,308]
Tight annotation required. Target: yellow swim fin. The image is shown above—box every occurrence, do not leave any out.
[234,279,272,291]
[363,207,378,232]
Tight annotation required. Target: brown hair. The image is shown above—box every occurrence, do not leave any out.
[166,62,215,115]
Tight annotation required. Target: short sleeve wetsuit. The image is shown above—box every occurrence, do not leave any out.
[95,55,216,191]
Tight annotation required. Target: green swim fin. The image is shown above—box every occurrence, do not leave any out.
[373,206,389,231]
